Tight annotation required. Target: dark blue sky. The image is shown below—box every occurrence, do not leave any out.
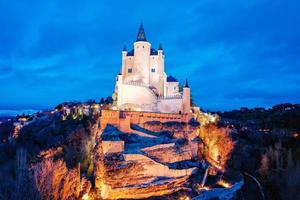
[0,0,299,111]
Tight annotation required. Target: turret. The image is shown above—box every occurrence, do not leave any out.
[158,43,163,53]
[133,24,151,85]
[183,79,191,114]
[155,43,164,95]
[157,43,164,72]
[121,45,127,75]
[184,79,189,88]
[117,73,123,107]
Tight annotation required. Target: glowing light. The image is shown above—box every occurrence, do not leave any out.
[217,179,232,188]
[92,104,100,109]
[82,193,89,200]
[19,117,28,122]
[179,195,191,200]
[196,184,211,192]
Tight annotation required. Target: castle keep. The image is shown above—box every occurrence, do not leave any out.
[113,24,191,114]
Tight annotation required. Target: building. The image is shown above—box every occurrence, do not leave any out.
[113,24,191,114]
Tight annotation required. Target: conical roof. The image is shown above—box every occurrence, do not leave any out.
[136,24,147,42]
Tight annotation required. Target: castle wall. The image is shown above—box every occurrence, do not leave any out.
[124,56,134,76]
[157,98,183,113]
[124,55,141,83]
[118,83,157,111]
[183,87,191,114]
[121,51,127,75]
[99,110,191,130]
[165,82,180,96]
[119,117,131,132]
[149,55,160,94]
[117,82,186,114]
[149,53,164,96]
[99,110,120,129]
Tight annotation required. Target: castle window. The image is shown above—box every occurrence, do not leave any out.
[128,68,132,73]
[151,68,155,73]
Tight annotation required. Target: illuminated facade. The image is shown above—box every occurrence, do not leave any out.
[113,24,191,114]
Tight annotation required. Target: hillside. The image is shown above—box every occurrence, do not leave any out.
[0,102,299,199]
[219,103,300,200]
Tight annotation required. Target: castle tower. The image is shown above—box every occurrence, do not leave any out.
[121,45,127,75]
[133,24,151,85]
[183,79,191,114]
[156,43,165,96]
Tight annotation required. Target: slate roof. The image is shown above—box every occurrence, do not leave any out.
[167,75,178,82]
[136,24,147,42]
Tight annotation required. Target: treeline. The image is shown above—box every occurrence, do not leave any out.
[220,103,300,129]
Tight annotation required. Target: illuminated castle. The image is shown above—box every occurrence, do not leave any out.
[113,24,191,114]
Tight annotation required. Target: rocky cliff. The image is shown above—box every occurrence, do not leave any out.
[94,123,200,199]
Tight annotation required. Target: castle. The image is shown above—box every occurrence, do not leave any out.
[113,24,191,114]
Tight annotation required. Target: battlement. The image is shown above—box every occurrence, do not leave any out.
[99,109,191,131]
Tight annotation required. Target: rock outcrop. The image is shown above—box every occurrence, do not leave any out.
[94,123,200,199]
[141,142,198,164]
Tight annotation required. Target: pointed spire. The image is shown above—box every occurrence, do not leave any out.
[158,43,163,50]
[184,79,189,88]
[122,44,127,51]
[136,23,147,42]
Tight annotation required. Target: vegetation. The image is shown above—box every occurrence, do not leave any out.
[30,159,91,200]
[221,103,300,130]
[258,142,300,200]
[220,103,300,200]
[0,107,98,200]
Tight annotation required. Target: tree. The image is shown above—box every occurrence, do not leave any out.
[100,98,105,104]
[86,99,96,105]
[259,154,269,177]
[105,96,113,104]
[30,159,90,200]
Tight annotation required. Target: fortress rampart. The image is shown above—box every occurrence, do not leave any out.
[99,109,191,130]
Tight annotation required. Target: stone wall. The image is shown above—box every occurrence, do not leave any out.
[99,109,191,130]
[157,97,183,113]
[118,83,157,111]
[165,82,180,96]
[102,141,124,155]
[99,110,120,129]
